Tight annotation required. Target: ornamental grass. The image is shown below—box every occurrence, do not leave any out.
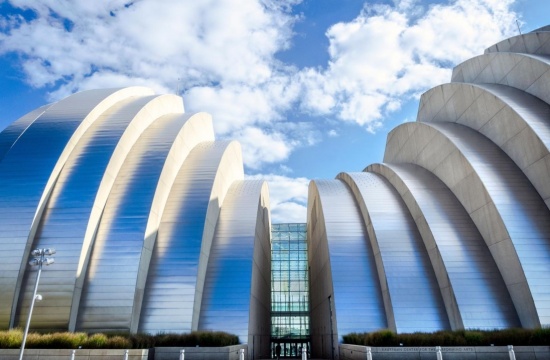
[0,329,239,349]
[343,328,550,347]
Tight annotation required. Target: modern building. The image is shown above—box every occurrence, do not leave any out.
[0,26,549,360]
[308,25,550,358]
[0,88,271,358]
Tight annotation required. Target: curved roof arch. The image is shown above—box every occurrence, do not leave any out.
[307,179,387,340]
[337,172,450,333]
[75,111,213,333]
[418,82,550,208]
[485,31,550,55]
[16,94,180,330]
[366,162,520,330]
[451,52,550,105]
[138,140,244,334]
[385,121,550,328]
[68,94,184,330]
[0,87,153,329]
[199,180,271,345]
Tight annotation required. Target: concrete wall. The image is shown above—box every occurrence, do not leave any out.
[153,345,247,360]
[0,349,148,360]
[0,346,248,360]
[340,344,550,360]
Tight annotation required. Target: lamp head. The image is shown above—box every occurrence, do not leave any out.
[31,249,42,257]
[43,258,55,266]
[29,258,40,266]
[44,248,56,256]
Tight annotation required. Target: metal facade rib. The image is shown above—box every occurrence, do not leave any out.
[338,172,450,333]
[385,121,550,328]
[367,162,520,330]
[77,113,198,332]
[418,82,550,208]
[308,179,387,342]
[16,95,164,330]
[138,140,244,333]
[0,87,153,329]
[451,53,550,105]
[199,180,270,347]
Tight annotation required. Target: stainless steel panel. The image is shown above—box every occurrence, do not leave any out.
[309,179,387,339]
[368,163,520,329]
[338,172,450,333]
[139,141,236,333]
[76,113,194,332]
[0,104,51,162]
[385,121,550,327]
[485,31,550,55]
[15,95,158,330]
[418,82,550,206]
[0,88,151,329]
[199,180,269,345]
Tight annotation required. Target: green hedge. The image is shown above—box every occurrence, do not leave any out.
[0,329,239,349]
[343,328,550,347]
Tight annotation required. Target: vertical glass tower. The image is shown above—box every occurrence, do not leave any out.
[271,223,310,358]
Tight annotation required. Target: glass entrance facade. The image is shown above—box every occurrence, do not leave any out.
[271,223,310,358]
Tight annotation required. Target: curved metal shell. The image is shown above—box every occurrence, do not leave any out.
[366,162,520,330]
[451,53,550,105]
[16,94,184,330]
[485,30,550,55]
[0,87,154,329]
[307,179,387,351]
[385,121,550,328]
[76,112,213,332]
[199,180,271,359]
[337,172,450,333]
[138,140,244,333]
[0,87,267,347]
[0,104,52,162]
[418,83,550,208]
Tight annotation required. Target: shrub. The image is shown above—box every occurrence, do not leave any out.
[153,331,239,347]
[0,330,240,349]
[343,329,550,347]
[105,336,131,349]
[0,329,22,349]
[129,333,155,349]
[83,333,108,348]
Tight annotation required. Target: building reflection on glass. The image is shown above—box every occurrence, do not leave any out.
[271,223,310,358]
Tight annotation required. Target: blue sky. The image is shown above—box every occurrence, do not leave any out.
[0,0,548,222]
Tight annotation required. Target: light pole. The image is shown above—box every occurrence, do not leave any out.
[19,248,55,360]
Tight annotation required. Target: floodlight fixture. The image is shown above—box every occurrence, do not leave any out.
[19,248,56,360]
[28,258,40,266]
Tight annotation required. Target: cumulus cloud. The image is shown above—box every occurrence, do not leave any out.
[232,126,296,170]
[0,0,520,222]
[0,0,305,169]
[328,129,339,137]
[299,0,518,132]
[247,174,309,223]
[1,0,519,164]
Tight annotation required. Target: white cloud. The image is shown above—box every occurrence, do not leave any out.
[232,127,296,170]
[247,173,309,223]
[0,0,308,171]
[299,0,518,131]
[0,0,519,173]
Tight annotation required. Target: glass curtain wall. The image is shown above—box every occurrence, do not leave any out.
[271,223,310,358]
